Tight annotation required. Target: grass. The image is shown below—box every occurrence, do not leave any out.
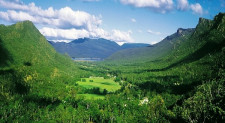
[77,94,105,100]
[77,77,121,92]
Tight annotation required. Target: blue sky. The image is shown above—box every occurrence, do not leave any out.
[0,0,224,44]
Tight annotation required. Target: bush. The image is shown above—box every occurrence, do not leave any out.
[81,79,86,82]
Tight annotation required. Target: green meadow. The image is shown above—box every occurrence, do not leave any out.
[77,77,121,92]
[76,77,121,99]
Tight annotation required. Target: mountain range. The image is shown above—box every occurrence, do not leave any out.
[107,13,225,64]
[107,28,195,62]
[0,13,225,122]
[49,38,150,59]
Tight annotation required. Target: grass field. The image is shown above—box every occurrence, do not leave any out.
[77,77,121,92]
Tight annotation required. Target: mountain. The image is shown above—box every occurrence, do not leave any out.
[49,38,121,59]
[102,13,225,122]
[107,14,225,65]
[107,28,195,62]
[49,38,149,59]
[0,21,83,101]
[121,43,150,49]
[1,13,225,123]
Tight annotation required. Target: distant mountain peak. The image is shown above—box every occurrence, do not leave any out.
[176,28,185,36]
[176,28,195,36]
[164,28,194,41]
[71,38,88,44]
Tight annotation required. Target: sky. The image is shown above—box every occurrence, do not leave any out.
[0,0,224,45]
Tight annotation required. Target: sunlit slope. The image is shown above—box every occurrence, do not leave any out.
[160,12,225,66]
[107,13,225,64]
[106,28,194,62]
[0,21,83,100]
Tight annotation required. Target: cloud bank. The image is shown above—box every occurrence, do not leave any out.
[120,0,203,14]
[0,0,134,43]
[120,0,174,13]
[177,0,203,14]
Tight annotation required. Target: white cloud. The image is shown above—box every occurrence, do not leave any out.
[40,27,89,40]
[131,18,136,22]
[177,0,203,15]
[0,0,134,43]
[190,3,203,15]
[120,0,203,15]
[0,0,27,10]
[2,10,36,22]
[40,27,134,43]
[147,29,161,35]
[120,0,174,13]
[177,0,189,10]
[0,1,102,30]
[0,11,10,21]
[109,29,134,42]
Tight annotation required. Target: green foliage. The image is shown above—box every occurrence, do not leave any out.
[1,13,225,122]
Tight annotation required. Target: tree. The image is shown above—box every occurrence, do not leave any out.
[82,79,86,82]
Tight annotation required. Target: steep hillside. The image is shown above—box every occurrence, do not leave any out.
[49,38,149,59]
[107,28,195,62]
[108,13,225,64]
[0,21,86,101]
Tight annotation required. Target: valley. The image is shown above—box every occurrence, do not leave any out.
[0,5,225,123]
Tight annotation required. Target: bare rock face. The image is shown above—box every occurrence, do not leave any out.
[177,28,184,36]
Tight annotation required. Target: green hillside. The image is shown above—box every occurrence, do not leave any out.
[107,28,194,63]
[0,21,88,108]
[108,13,225,65]
[98,13,225,122]
[0,13,225,122]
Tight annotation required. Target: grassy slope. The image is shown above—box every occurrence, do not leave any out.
[0,21,87,101]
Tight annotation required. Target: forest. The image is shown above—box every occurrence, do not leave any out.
[0,13,225,122]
